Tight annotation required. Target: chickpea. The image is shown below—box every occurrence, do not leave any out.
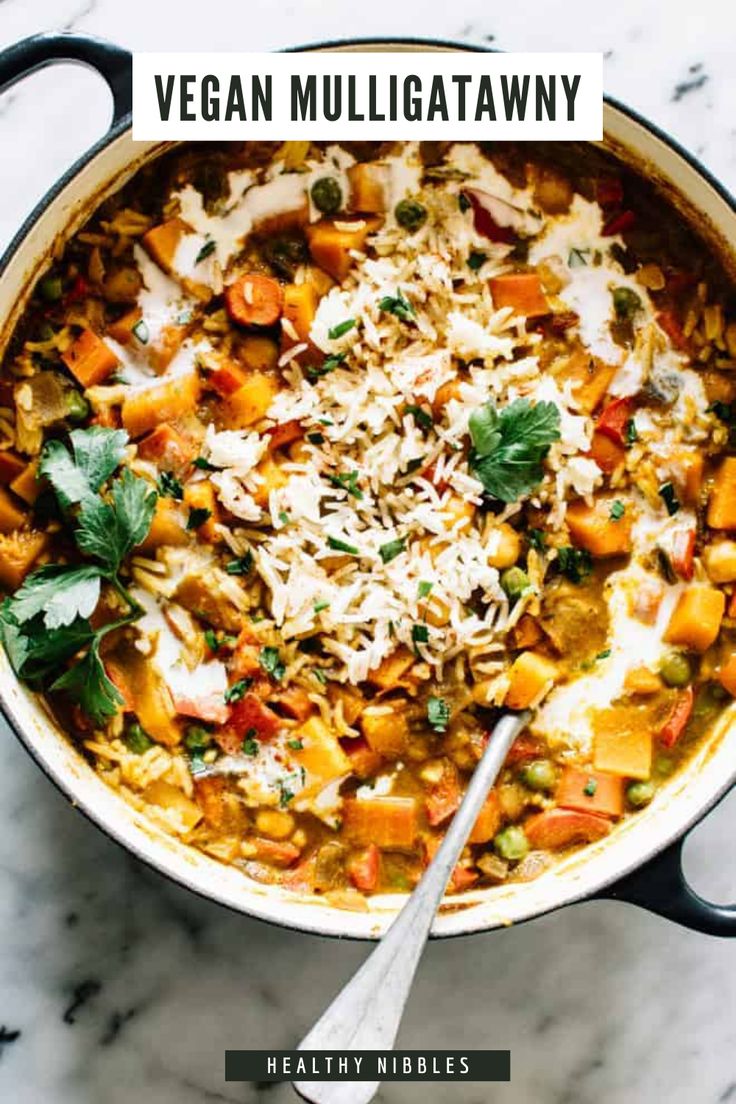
[255,809,296,840]
[442,495,474,534]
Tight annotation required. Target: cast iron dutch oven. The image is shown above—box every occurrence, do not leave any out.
[0,32,734,938]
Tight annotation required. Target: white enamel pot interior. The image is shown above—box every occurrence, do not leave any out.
[0,35,735,939]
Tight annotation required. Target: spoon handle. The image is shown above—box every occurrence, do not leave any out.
[293,710,530,1104]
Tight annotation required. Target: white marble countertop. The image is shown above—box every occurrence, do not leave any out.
[0,2,735,1101]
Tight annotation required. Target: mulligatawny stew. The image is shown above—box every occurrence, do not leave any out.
[1,139,735,904]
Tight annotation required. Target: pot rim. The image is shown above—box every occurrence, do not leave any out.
[1,35,735,941]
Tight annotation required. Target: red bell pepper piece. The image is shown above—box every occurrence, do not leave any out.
[461,188,516,244]
[505,733,544,765]
[656,309,688,351]
[266,419,303,452]
[596,177,624,209]
[602,209,636,236]
[596,397,634,445]
[659,686,695,749]
[670,527,696,581]
[216,692,280,754]
[347,843,380,892]
[425,761,462,827]
[64,274,89,304]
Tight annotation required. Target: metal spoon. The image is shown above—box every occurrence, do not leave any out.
[293,710,530,1104]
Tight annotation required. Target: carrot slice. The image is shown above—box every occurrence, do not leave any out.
[347,843,380,892]
[489,273,549,318]
[525,808,611,850]
[225,274,283,327]
[658,686,694,748]
[556,767,624,819]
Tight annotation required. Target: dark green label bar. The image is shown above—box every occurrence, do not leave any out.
[225,1050,510,1082]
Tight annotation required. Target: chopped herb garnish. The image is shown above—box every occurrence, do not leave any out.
[314,599,330,613]
[583,778,598,797]
[225,552,253,575]
[609,500,626,521]
[224,678,251,704]
[596,649,612,661]
[259,646,285,681]
[195,239,216,264]
[307,432,325,445]
[624,417,639,445]
[158,471,183,501]
[184,726,212,752]
[378,291,415,322]
[313,668,328,685]
[193,455,218,471]
[328,319,356,341]
[287,738,304,751]
[427,696,450,732]
[132,318,149,345]
[328,471,363,499]
[612,285,642,320]
[404,457,424,475]
[242,735,259,756]
[412,623,429,645]
[458,192,471,213]
[278,511,290,524]
[469,398,561,503]
[659,482,680,516]
[467,250,487,271]
[327,536,359,555]
[405,404,433,430]
[379,537,406,564]
[204,628,219,652]
[125,722,152,755]
[306,353,346,381]
[568,247,589,268]
[557,545,593,584]
[187,507,212,530]
[527,528,547,554]
[417,580,433,599]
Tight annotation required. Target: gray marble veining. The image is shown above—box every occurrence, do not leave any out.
[0,1,735,1100]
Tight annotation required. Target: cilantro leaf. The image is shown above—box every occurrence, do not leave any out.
[40,427,127,507]
[556,545,592,584]
[379,537,406,564]
[158,471,184,500]
[0,611,95,683]
[378,291,415,322]
[51,639,122,724]
[8,564,101,629]
[76,470,157,573]
[259,646,285,681]
[469,399,560,503]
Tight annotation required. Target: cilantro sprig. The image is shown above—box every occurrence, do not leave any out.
[0,427,157,723]
[469,399,560,503]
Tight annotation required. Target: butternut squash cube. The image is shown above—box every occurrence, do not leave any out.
[61,328,118,388]
[139,498,189,551]
[593,705,653,780]
[122,371,200,439]
[361,708,409,759]
[142,218,188,274]
[505,651,559,710]
[292,715,351,794]
[707,457,736,531]
[306,217,381,282]
[704,540,736,584]
[0,529,48,590]
[183,480,219,542]
[281,282,319,349]
[553,348,618,413]
[221,371,278,429]
[347,162,390,213]
[664,585,725,652]
[566,497,633,558]
[342,795,418,849]
[0,487,27,534]
[367,646,415,690]
[9,460,40,505]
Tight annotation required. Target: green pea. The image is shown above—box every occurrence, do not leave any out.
[311,177,343,215]
[184,726,212,752]
[493,825,529,862]
[612,286,642,320]
[500,566,530,599]
[627,781,655,807]
[124,722,153,755]
[659,652,692,688]
[520,759,556,793]
[66,391,90,423]
[395,197,428,233]
[39,274,63,302]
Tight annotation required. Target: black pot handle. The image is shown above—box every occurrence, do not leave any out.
[598,829,736,936]
[0,32,131,129]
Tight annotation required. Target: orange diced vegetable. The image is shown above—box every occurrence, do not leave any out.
[673,450,704,506]
[61,328,118,388]
[216,693,280,755]
[347,843,380,892]
[658,686,694,748]
[556,767,624,819]
[225,274,283,328]
[251,454,288,507]
[149,324,188,373]
[139,498,189,551]
[306,217,381,282]
[0,451,27,485]
[670,527,696,581]
[107,307,142,345]
[510,614,544,650]
[0,487,27,534]
[292,715,351,792]
[137,424,193,470]
[268,685,313,722]
[342,796,418,850]
[596,397,634,445]
[183,480,219,542]
[121,371,200,438]
[143,779,201,830]
[194,776,229,830]
[554,349,618,413]
[342,736,383,779]
[593,706,653,779]
[282,282,319,349]
[469,791,502,844]
[251,838,301,868]
[489,273,549,318]
[506,733,545,765]
[704,540,736,584]
[142,218,187,273]
[347,163,390,213]
[505,651,559,710]
[664,585,725,652]
[0,529,48,589]
[589,431,626,474]
[707,457,736,530]
[208,360,248,397]
[718,652,736,697]
[267,419,303,452]
[525,808,611,850]
[566,497,633,558]
[9,460,40,505]
[623,667,663,695]
[424,760,462,826]
[221,371,278,429]
[367,646,415,690]
[361,708,409,759]
[121,648,182,746]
